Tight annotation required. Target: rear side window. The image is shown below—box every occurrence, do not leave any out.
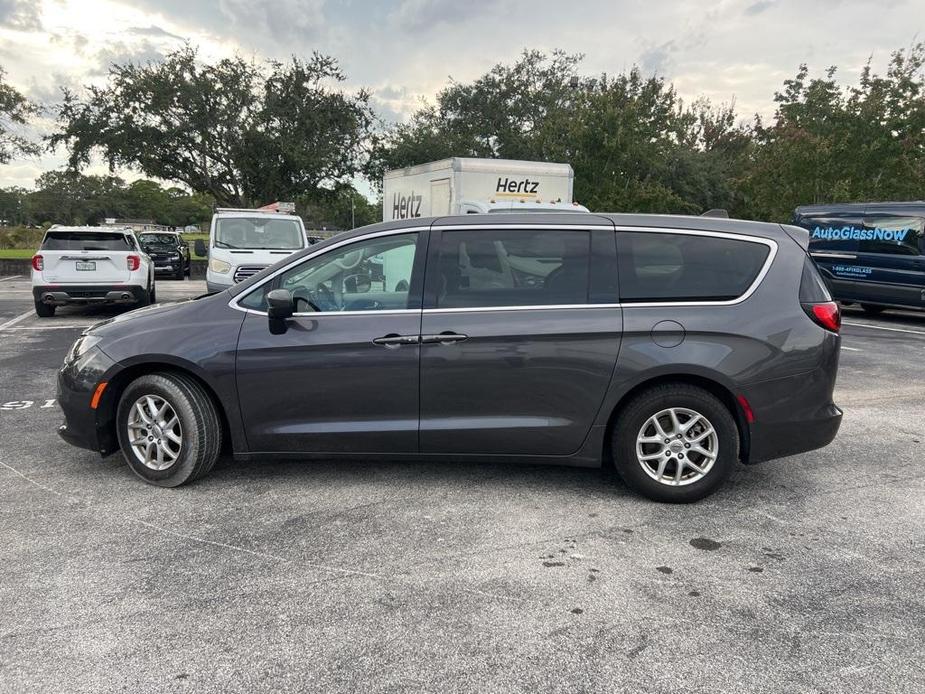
[617,232,770,302]
[41,232,131,252]
[434,229,590,308]
[799,256,832,302]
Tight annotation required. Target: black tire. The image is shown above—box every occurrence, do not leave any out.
[34,301,55,317]
[611,384,739,503]
[136,282,152,308]
[116,372,222,487]
[174,266,185,280]
[860,303,885,315]
[149,283,156,303]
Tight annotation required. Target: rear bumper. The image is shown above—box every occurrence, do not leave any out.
[33,285,146,306]
[747,403,842,463]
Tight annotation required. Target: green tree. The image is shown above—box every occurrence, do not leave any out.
[368,50,748,215]
[740,43,925,221]
[50,47,376,207]
[0,67,39,165]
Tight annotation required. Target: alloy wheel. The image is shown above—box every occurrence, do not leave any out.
[635,407,718,486]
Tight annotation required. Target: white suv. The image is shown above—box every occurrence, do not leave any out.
[31,226,155,317]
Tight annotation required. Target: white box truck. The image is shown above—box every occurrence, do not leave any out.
[382,158,587,221]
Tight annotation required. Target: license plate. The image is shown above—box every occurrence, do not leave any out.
[76,261,96,271]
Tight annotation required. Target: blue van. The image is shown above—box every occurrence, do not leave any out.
[792,202,925,314]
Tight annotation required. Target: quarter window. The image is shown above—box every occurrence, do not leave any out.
[239,233,419,312]
[434,229,590,308]
[617,232,770,302]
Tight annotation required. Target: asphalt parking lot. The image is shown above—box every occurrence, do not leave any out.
[1,274,923,693]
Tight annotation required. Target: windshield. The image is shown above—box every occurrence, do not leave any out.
[41,231,131,251]
[139,233,178,244]
[214,217,304,250]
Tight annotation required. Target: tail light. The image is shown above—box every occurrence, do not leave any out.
[32,254,43,271]
[126,255,140,271]
[799,256,839,333]
[803,301,841,333]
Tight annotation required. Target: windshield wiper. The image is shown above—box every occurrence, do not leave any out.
[213,240,240,249]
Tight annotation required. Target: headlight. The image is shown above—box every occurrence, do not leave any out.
[169,253,180,259]
[210,258,232,274]
[65,334,102,364]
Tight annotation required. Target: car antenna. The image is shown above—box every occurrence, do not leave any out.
[701,208,730,218]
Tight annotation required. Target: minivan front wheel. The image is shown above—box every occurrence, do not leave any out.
[612,384,738,503]
[116,373,221,487]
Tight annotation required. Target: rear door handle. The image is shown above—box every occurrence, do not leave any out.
[421,331,469,345]
[372,333,419,347]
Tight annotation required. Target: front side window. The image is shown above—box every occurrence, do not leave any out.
[215,217,304,250]
[240,233,419,313]
[434,229,590,308]
[617,231,770,302]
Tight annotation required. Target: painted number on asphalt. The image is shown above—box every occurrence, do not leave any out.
[1,399,57,410]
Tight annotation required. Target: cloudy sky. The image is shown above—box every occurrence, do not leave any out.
[0,0,921,191]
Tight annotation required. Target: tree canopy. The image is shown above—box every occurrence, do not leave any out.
[49,47,376,207]
[0,67,39,165]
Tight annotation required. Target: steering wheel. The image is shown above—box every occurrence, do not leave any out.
[292,283,336,312]
[335,248,364,270]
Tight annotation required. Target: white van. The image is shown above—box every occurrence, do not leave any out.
[199,208,309,294]
[382,158,588,221]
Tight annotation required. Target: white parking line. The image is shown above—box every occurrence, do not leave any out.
[0,275,22,282]
[0,310,33,331]
[841,346,862,352]
[842,321,925,336]
[8,325,90,330]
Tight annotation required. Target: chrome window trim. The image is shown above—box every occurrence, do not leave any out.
[229,222,779,315]
[613,226,778,308]
[424,304,621,314]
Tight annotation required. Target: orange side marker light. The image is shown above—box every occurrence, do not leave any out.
[90,382,108,410]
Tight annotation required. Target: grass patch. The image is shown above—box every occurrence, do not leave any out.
[0,248,35,259]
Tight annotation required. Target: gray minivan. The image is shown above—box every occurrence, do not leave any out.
[56,213,842,502]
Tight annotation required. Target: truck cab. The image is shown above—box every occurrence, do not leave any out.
[200,208,308,294]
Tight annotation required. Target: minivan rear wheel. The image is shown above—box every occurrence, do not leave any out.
[611,384,738,503]
[116,372,221,487]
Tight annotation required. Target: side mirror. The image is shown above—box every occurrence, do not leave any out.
[267,289,294,319]
[267,289,294,334]
[194,239,207,257]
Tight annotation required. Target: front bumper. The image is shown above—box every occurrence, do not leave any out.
[206,279,232,294]
[34,285,146,306]
[56,347,119,456]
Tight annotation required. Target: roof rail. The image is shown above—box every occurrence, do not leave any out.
[701,208,730,218]
[215,207,293,214]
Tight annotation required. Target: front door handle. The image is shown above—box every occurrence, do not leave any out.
[372,333,419,347]
[421,331,469,345]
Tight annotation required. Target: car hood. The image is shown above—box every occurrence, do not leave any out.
[87,295,211,336]
[142,244,180,252]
